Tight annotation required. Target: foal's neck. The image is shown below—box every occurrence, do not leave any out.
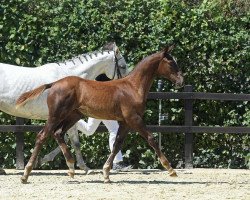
[128,52,162,99]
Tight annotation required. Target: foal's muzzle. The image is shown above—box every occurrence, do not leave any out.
[175,73,184,88]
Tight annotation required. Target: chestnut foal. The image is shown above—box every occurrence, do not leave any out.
[16,45,183,183]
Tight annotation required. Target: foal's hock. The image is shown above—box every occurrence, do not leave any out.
[16,45,184,183]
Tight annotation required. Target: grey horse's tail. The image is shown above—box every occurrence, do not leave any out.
[16,83,53,108]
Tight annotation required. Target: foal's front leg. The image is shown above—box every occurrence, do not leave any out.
[127,114,177,177]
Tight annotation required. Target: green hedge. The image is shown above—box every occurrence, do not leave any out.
[0,0,249,169]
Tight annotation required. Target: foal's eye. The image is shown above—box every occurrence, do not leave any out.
[163,58,168,62]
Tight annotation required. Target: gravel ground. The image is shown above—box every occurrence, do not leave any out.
[0,168,249,200]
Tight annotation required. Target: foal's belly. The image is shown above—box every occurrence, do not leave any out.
[78,106,122,121]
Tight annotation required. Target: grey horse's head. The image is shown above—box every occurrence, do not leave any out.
[102,42,128,79]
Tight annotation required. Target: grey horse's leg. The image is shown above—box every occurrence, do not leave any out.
[67,125,91,173]
[0,168,6,175]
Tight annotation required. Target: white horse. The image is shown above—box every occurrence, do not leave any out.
[0,42,128,172]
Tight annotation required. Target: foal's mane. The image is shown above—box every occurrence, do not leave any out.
[127,50,165,76]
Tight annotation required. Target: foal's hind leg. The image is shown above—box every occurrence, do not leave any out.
[52,111,83,178]
[39,125,90,173]
[67,125,90,173]
[126,114,177,177]
[103,122,130,183]
[21,122,57,183]
[39,134,70,165]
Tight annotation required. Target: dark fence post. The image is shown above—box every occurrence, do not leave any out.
[15,117,25,169]
[184,85,194,168]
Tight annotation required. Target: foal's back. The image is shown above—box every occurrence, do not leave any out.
[50,76,129,121]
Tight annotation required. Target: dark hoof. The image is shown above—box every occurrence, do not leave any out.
[21,176,28,184]
[104,178,111,183]
[0,169,6,175]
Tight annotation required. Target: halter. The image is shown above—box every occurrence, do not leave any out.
[111,54,124,80]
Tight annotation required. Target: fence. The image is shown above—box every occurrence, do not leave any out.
[0,85,249,169]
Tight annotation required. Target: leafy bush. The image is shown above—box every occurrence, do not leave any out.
[0,0,249,169]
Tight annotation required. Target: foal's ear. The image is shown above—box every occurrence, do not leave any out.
[163,44,175,55]
[164,44,175,53]
[168,44,175,52]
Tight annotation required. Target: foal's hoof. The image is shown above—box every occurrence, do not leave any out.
[104,178,111,183]
[67,171,74,178]
[20,176,28,184]
[169,170,178,177]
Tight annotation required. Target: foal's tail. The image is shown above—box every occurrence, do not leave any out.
[16,83,53,108]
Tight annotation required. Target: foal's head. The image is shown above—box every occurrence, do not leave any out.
[157,45,184,88]
[102,42,128,79]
